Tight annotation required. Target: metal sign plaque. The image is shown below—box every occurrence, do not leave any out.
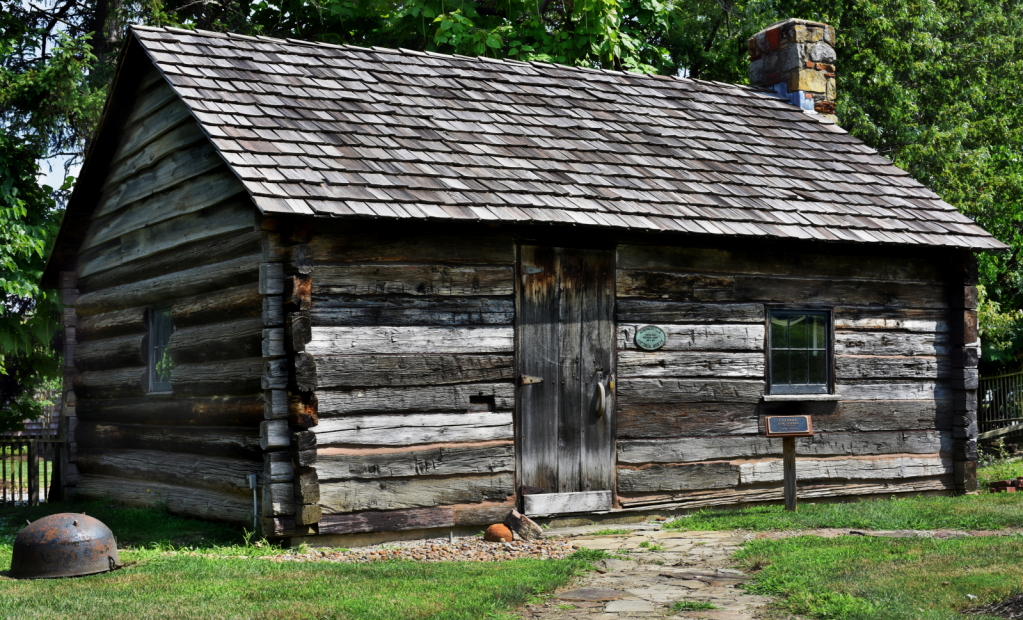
[635,326,666,351]
[765,415,814,437]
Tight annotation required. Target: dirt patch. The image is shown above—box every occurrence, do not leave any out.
[970,593,1023,619]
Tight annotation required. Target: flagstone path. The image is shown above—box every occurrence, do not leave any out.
[519,523,1021,619]
[518,523,776,619]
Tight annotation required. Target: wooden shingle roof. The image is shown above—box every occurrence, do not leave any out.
[127,25,1002,250]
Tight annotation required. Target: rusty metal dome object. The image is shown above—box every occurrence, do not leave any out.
[10,513,120,579]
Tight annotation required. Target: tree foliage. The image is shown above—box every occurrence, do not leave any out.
[978,284,1023,367]
[0,132,63,430]
[813,0,1023,372]
[0,7,105,430]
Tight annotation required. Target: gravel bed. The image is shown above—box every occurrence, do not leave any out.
[266,538,579,564]
[155,536,579,564]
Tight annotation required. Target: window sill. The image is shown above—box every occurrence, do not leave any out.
[147,390,174,397]
[762,394,841,402]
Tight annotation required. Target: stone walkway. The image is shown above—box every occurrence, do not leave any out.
[518,523,774,619]
[518,523,1023,619]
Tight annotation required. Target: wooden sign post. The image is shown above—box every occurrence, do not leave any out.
[765,415,814,511]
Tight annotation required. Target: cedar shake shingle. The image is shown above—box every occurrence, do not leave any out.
[129,25,1004,251]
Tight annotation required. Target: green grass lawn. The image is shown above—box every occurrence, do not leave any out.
[736,534,1023,620]
[6,461,1023,619]
[664,492,1023,532]
[0,501,602,620]
[665,460,1023,532]
[705,461,1023,620]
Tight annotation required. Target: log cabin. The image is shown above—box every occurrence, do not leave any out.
[42,20,1004,543]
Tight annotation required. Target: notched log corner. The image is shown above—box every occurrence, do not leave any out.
[294,467,320,504]
[285,275,312,311]
[286,311,312,352]
[291,429,316,452]
[293,447,317,468]
[289,391,318,429]
[291,351,317,392]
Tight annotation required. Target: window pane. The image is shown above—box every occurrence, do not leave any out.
[789,350,809,384]
[152,308,173,388]
[771,315,788,349]
[809,350,827,384]
[162,310,173,343]
[811,314,826,350]
[771,350,790,385]
[789,314,808,348]
[769,310,830,393]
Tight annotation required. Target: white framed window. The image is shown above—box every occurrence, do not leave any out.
[768,309,831,395]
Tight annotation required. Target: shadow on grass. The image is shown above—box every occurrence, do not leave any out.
[0,500,248,550]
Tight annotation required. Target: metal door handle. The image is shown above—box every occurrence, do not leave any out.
[596,381,606,417]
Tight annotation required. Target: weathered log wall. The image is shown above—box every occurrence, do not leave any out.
[306,231,517,535]
[614,243,961,508]
[72,67,265,525]
[307,236,965,530]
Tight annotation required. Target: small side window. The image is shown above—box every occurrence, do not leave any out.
[149,307,173,392]
[768,309,831,395]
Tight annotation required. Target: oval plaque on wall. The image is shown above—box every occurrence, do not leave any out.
[635,325,666,351]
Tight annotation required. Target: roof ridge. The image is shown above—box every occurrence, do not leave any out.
[127,24,733,90]
[135,22,853,104]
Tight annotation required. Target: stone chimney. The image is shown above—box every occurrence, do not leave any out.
[747,19,837,122]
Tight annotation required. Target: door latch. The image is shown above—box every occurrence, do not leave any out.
[520,375,543,385]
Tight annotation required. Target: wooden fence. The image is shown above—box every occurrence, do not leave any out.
[979,370,1023,441]
[0,437,63,506]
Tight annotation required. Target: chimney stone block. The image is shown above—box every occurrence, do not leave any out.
[789,68,827,94]
[809,41,836,63]
[748,18,837,120]
[778,44,800,71]
[755,32,769,55]
[748,58,764,84]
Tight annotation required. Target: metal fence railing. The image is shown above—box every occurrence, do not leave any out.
[0,437,63,506]
[979,370,1023,441]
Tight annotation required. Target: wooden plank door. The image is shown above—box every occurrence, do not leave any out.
[517,246,615,515]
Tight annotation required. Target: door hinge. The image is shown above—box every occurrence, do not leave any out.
[520,374,543,385]
[521,265,543,276]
